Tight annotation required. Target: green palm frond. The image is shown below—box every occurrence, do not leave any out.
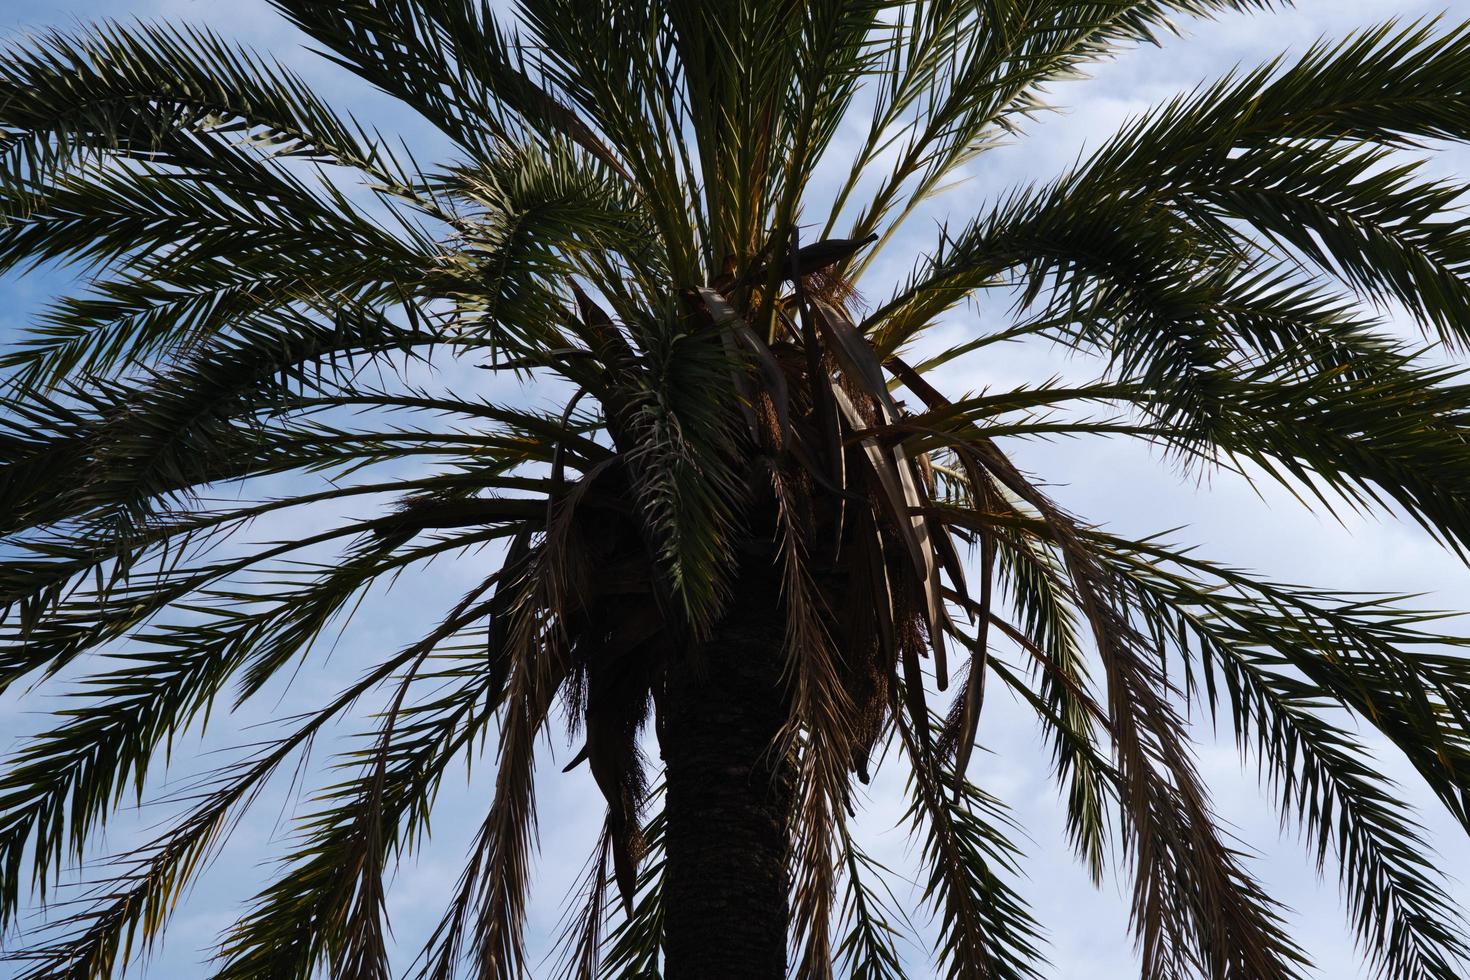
[898,713,1046,980]
[834,824,912,980]
[0,21,394,178]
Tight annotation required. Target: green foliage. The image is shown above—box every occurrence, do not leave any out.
[1,3,1470,979]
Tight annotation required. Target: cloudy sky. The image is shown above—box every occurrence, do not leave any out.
[2,0,1470,977]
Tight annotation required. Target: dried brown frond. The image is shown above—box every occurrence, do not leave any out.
[804,267,866,317]
[771,462,856,980]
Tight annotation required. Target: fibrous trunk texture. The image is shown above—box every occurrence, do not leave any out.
[662,568,793,979]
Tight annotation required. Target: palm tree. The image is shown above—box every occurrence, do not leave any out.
[6,1,1470,977]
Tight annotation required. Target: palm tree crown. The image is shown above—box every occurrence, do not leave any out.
[3,2,1470,978]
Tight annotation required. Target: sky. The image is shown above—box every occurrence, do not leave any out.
[2,0,1470,977]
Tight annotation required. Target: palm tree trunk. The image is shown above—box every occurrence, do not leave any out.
[662,569,793,979]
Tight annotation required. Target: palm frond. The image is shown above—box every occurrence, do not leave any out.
[896,712,1047,980]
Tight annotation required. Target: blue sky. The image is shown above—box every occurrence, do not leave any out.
[2,0,1470,977]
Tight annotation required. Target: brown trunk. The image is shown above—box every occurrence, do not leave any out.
[662,567,793,979]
